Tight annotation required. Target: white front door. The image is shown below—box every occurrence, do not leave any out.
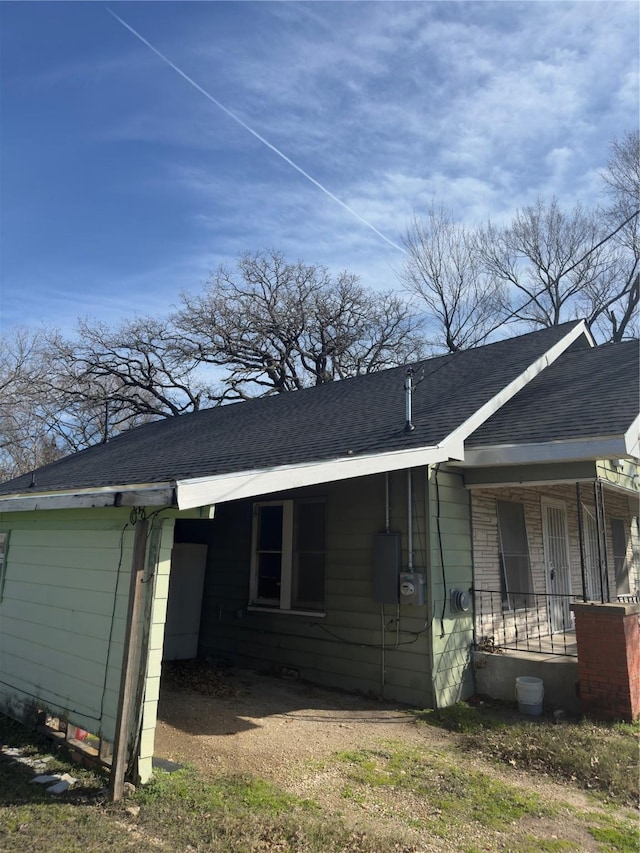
[542,500,573,633]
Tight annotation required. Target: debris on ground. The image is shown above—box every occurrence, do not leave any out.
[161,660,236,697]
[1,745,77,794]
[32,772,77,794]
[1,746,53,773]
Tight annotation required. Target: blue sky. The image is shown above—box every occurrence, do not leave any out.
[1,1,638,335]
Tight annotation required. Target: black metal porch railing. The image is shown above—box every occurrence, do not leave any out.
[473,588,578,657]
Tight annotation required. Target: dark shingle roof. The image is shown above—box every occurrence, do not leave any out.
[467,339,639,447]
[0,322,588,496]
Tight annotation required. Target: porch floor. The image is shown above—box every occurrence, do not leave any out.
[502,631,577,658]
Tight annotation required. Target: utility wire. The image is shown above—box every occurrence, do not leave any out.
[107,8,407,255]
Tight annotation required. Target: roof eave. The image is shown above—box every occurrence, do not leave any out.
[458,435,633,468]
[175,441,461,509]
[0,482,176,514]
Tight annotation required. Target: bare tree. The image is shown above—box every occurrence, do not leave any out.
[478,198,611,330]
[400,206,508,353]
[591,131,640,341]
[42,316,215,448]
[602,130,640,216]
[0,328,62,480]
[176,250,424,399]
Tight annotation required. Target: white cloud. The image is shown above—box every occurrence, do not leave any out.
[3,1,637,336]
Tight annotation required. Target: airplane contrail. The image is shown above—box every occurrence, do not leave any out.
[107,8,407,254]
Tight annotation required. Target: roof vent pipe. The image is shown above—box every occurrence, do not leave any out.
[404,368,415,433]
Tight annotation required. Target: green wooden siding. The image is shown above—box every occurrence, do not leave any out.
[0,507,180,784]
[197,471,434,707]
[427,465,475,708]
[0,508,140,739]
[596,459,640,495]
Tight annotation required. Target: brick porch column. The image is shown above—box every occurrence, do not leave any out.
[573,602,640,722]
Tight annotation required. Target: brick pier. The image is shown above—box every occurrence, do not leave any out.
[573,602,640,722]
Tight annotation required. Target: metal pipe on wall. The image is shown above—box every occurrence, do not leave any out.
[407,468,413,570]
[385,472,390,534]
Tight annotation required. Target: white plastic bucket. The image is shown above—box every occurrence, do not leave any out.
[515,676,544,716]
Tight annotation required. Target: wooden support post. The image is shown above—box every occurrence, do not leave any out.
[109,518,148,802]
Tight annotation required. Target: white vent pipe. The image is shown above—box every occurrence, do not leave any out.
[404,368,415,432]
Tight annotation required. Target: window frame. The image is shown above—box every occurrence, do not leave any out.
[496,499,534,611]
[249,499,326,614]
[581,504,602,601]
[611,516,631,596]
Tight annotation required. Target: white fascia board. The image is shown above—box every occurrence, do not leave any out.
[625,414,640,459]
[0,482,175,513]
[459,436,629,468]
[446,320,591,450]
[176,442,454,509]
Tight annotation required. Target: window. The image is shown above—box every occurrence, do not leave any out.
[496,500,534,610]
[250,500,325,612]
[0,532,9,603]
[582,506,602,601]
[611,517,630,596]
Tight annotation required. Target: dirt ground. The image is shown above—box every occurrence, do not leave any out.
[155,661,434,782]
[153,661,635,852]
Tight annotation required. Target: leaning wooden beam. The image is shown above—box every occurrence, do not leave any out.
[108,518,149,802]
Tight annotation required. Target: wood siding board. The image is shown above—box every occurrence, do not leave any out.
[3,581,128,619]
[0,615,113,664]
[4,563,133,595]
[0,650,105,718]
[4,600,118,641]
[6,545,135,573]
[1,634,111,690]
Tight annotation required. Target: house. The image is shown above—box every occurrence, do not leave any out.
[0,320,637,792]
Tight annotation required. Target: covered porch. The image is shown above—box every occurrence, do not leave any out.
[468,460,639,654]
[464,459,639,712]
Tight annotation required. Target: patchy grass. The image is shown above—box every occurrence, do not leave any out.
[465,840,580,853]
[132,766,413,852]
[588,825,639,853]
[334,742,550,830]
[1,711,638,853]
[584,811,640,853]
[415,702,640,806]
[0,715,418,853]
[414,700,505,733]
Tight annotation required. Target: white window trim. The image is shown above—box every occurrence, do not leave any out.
[250,499,325,614]
[496,499,534,612]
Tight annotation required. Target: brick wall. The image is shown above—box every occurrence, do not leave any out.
[573,602,640,721]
